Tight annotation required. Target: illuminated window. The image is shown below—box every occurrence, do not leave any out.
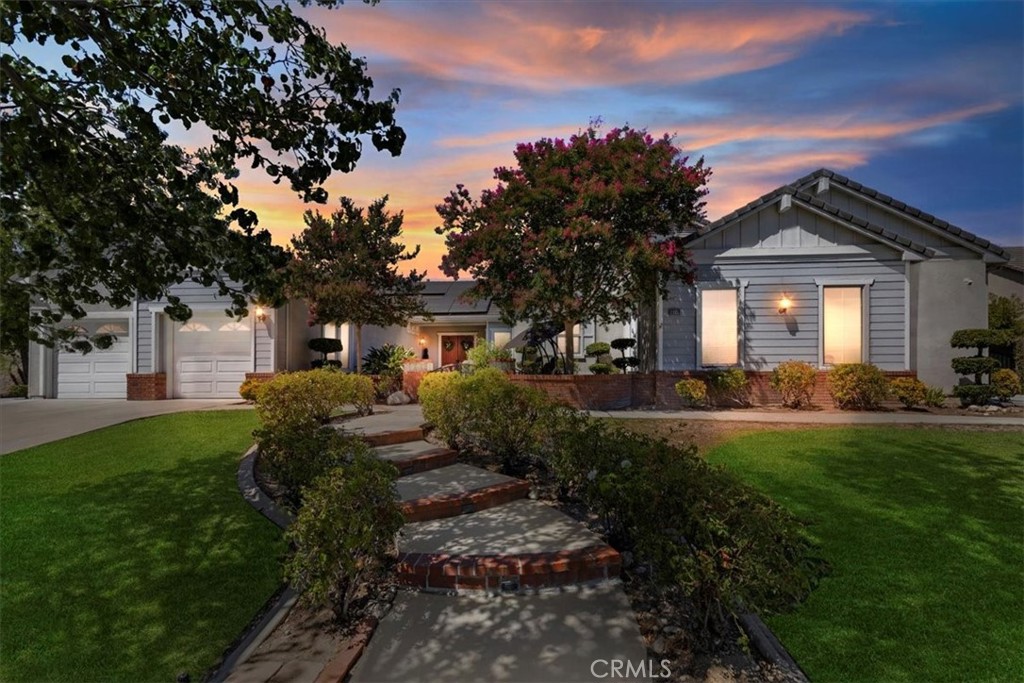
[95,323,128,335]
[218,321,250,332]
[178,322,210,332]
[701,289,738,366]
[823,287,862,364]
[492,331,511,349]
[556,324,583,356]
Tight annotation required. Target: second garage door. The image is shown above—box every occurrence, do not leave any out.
[172,313,251,398]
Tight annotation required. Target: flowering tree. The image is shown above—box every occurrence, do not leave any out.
[436,125,711,369]
[288,196,428,372]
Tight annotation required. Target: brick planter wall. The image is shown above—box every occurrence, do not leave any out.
[509,374,657,410]
[244,372,277,383]
[126,373,166,400]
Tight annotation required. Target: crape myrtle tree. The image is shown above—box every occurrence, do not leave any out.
[288,196,429,372]
[436,124,711,371]
[1,0,405,349]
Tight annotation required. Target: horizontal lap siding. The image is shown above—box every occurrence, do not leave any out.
[661,258,907,371]
[137,314,153,373]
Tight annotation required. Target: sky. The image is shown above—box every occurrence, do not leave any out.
[192,1,1024,274]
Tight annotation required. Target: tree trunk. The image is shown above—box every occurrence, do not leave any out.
[355,324,363,373]
[637,297,658,374]
[563,320,576,374]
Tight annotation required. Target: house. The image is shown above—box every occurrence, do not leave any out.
[660,169,1018,391]
[27,168,1018,400]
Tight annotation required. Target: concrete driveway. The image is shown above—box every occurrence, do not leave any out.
[0,398,253,455]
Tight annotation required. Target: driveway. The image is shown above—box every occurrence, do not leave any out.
[0,398,252,455]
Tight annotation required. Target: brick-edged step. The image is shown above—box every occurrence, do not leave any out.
[361,427,425,448]
[396,464,530,522]
[396,499,620,592]
[372,440,457,476]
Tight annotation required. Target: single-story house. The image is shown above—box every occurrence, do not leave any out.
[660,169,1019,390]
[26,168,1020,399]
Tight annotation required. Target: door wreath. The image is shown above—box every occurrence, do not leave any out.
[443,339,454,352]
[460,339,473,351]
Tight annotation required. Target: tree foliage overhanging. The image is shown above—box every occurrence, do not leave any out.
[435,124,711,363]
[1,0,405,347]
[287,195,429,371]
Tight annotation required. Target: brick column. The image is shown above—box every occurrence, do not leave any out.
[126,373,167,400]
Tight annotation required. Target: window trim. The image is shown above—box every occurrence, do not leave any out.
[696,280,748,368]
[815,277,873,367]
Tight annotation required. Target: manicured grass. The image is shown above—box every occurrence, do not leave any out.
[0,411,286,682]
[707,428,1024,682]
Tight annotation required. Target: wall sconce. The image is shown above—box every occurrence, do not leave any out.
[418,336,427,347]
[778,295,792,315]
[254,306,268,323]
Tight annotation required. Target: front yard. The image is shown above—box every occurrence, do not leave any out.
[0,411,285,682]
[624,421,1023,682]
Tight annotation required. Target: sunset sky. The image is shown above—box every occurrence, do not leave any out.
[237,1,1021,275]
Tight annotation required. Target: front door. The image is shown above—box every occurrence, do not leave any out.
[441,335,475,366]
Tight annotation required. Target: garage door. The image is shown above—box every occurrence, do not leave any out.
[57,321,130,398]
[173,314,251,398]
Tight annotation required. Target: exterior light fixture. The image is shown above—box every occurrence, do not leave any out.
[419,336,427,347]
[778,295,792,315]
[254,306,268,322]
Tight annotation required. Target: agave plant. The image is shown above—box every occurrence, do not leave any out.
[361,344,414,376]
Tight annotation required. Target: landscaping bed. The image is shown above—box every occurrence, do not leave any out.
[0,411,285,683]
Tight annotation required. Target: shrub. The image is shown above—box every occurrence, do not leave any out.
[770,360,817,408]
[828,363,890,410]
[362,344,413,376]
[255,424,368,508]
[950,328,1014,349]
[612,356,640,371]
[544,419,827,633]
[610,338,636,353]
[952,384,995,407]
[950,356,1002,378]
[308,337,343,364]
[239,376,270,403]
[418,372,468,444]
[285,454,403,620]
[4,383,27,398]
[584,342,611,357]
[991,368,1022,400]
[705,368,749,406]
[889,377,927,409]
[465,339,514,370]
[924,387,947,408]
[675,378,708,407]
[256,370,374,430]
[588,363,615,375]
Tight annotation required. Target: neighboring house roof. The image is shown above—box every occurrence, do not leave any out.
[419,280,492,316]
[793,168,1009,260]
[996,246,1024,273]
[695,183,936,257]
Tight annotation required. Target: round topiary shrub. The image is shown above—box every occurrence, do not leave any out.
[991,368,1022,400]
[675,378,708,408]
[584,342,611,357]
[588,363,615,375]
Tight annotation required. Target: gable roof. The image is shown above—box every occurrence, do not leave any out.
[792,168,1009,259]
[996,246,1024,273]
[694,183,936,257]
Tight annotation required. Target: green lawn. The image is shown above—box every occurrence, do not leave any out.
[0,411,286,683]
[707,427,1024,683]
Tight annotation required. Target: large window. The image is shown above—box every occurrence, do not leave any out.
[823,286,862,364]
[701,289,738,366]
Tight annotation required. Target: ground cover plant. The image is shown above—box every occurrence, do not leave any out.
[706,427,1024,682]
[0,411,284,683]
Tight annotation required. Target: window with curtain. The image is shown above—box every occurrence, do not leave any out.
[823,286,862,364]
[701,289,738,366]
[492,331,511,349]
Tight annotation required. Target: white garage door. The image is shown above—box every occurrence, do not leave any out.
[58,321,130,398]
[173,314,251,398]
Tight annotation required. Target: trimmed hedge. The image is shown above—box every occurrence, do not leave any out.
[950,356,1002,378]
[950,328,1016,349]
[952,384,995,407]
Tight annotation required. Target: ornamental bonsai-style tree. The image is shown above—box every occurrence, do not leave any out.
[949,328,1013,405]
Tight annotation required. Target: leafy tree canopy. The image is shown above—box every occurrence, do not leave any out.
[288,195,428,370]
[435,124,710,363]
[1,0,405,347]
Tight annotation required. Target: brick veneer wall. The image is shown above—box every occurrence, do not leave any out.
[244,372,277,382]
[508,369,917,410]
[126,373,167,400]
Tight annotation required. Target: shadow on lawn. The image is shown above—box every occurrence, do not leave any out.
[1,452,284,682]
[716,429,1023,682]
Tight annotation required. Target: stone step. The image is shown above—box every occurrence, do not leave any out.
[396,464,530,522]
[372,440,458,476]
[396,499,620,592]
[349,583,649,683]
[360,427,426,448]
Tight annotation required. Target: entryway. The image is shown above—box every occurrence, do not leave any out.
[439,334,476,367]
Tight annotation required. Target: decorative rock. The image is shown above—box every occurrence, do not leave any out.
[983,405,1000,413]
[386,391,411,405]
[1011,395,1024,407]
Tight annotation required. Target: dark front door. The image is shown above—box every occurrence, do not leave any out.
[441,335,475,366]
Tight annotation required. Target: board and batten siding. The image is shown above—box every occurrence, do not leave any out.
[661,258,907,371]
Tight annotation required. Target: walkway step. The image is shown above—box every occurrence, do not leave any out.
[349,584,648,683]
[396,464,530,522]
[396,499,620,591]
[372,440,458,476]
[360,427,425,448]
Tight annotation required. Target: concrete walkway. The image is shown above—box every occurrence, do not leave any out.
[348,412,648,683]
[0,398,251,454]
[592,408,1024,427]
